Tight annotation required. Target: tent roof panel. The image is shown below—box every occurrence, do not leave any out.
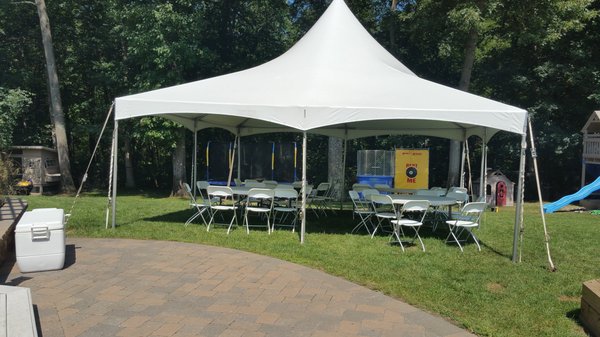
[115,0,527,140]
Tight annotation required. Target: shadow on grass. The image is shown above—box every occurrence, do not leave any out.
[359,214,510,255]
[143,210,190,223]
[140,208,510,255]
[566,308,589,335]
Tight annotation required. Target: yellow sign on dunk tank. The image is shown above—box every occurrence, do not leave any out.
[394,149,429,189]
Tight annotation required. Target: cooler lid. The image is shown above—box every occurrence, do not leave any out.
[15,208,64,232]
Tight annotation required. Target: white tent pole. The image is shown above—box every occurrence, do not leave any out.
[465,138,474,200]
[192,120,197,198]
[460,133,466,188]
[479,137,486,199]
[340,131,348,210]
[582,131,587,189]
[111,120,119,230]
[528,118,556,271]
[483,130,488,200]
[301,131,307,244]
[512,119,528,263]
[105,128,116,229]
[237,134,241,181]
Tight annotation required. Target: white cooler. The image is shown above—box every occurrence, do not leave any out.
[15,208,65,273]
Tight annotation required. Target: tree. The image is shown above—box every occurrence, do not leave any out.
[387,0,596,194]
[327,137,344,200]
[449,0,487,188]
[123,133,136,189]
[0,88,32,150]
[35,0,75,192]
[171,127,186,197]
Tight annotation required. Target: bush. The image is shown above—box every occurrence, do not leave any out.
[0,152,17,201]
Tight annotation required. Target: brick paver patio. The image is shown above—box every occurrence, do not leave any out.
[0,238,476,337]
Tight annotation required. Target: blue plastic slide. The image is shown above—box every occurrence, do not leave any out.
[543,176,600,213]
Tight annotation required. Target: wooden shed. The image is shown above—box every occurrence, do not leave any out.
[9,146,61,194]
[474,169,515,207]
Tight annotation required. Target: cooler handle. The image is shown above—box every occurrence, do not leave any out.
[31,227,50,241]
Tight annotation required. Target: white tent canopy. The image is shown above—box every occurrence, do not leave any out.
[111,0,531,261]
[115,0,526,142]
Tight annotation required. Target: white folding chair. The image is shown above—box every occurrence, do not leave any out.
[245,181,266,188]
[416,189,445,197]
[427,191,467,230]
[234,178,243,186]
[311,182,332,216]
[243,188,275,234]
[275,183,295,189]
[370,194,396,238]
[446,191,469,204]
[197,181,219,204]
[446,191,469,217]
[390,200,430,251]
[361,188,380,200]
[183,183,210,226]
[352,183,371,192]
[263,180,278,189]
[349,190,374,234]
[306,182,330,217]
[448,187,468,194]
[272,188,299,232]
[196,180,210,197]
[374,184,391,194]
[207,186,238,234]
[445,202,487,252]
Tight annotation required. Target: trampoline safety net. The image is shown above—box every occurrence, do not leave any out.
[204,141,299,184]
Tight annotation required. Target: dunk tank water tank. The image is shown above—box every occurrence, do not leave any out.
[356,150,395,187]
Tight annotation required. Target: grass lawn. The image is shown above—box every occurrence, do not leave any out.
[18,192,600,337]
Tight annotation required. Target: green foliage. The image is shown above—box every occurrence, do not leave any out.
[0,88,33,150]
[0,153,17,197]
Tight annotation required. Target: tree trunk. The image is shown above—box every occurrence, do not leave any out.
[171,128,187,197]
[327,137,344,200]
[389,0,399,49]
[35,0,75,193]
[458,28,478,91]
[123,134,135,188]
[447,27,479,188]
